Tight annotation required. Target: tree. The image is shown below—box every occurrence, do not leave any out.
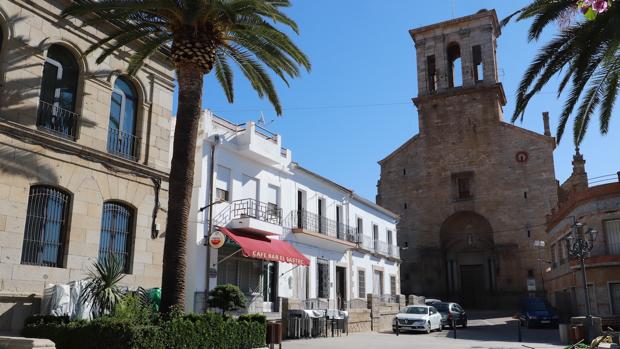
[81,257,126,318]
[504,0,619,145]
[62,1,310,313]
[207,284,247,315]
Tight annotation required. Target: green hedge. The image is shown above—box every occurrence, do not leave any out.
[23,313,266,349]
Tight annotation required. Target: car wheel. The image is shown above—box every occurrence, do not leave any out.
[438,323,443,332]
[462,319,467,329]
[425,321,431,334]
[526,319,532,329]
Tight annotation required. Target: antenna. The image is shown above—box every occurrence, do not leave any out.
[451,0,456,18]
[258,111,266,126]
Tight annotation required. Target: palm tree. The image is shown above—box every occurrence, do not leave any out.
[504,0,619,145]
[62,0,310,313]
[81,257,126,318]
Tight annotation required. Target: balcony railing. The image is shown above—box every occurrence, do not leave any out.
[107,128,140,161]
[290,210,358,243]
[36,100,80,140]
[358,236,399,258]
[231,198,282,225]
[388,245,400,259]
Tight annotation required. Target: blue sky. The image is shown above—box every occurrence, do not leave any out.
[173,0,619,201]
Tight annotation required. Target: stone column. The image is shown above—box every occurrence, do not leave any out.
[280,297,289,339]
[367,294,380,332]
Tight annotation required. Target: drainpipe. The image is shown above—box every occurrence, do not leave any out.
[205,134,222,301]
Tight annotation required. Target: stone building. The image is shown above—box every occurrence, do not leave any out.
[545,153,620,318]
[0,0,174,333]
[377,10,558,307]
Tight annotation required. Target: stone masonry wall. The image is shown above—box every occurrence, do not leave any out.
[377,10,558,307]
[0,0,174,333]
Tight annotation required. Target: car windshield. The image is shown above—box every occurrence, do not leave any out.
[528,303,548,311]
[402,306,428,315]
[434,303,449,312]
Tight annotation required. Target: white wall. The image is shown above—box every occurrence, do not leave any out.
[185,112,400,312]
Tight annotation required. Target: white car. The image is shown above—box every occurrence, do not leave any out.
[392,305,443,334]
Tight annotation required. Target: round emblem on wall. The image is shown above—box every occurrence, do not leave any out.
[516,151,529,163]
[209,230,226,249]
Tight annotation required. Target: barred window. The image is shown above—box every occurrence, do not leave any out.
[21,186,71,267]
[98,202,134,273]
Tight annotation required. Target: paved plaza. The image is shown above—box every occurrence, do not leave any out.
[283,312,565,349]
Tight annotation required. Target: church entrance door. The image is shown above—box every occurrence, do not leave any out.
[460,264,484,308]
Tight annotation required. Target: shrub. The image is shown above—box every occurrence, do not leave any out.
[114,294,158,325]
[207,284,247,315]
[238,313,267,324]
[23,312,266,349]
[81,257,126,318]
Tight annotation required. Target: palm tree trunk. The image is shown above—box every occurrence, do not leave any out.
[160,62,204,313]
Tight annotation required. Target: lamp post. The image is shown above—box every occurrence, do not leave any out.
[563,219,598,341]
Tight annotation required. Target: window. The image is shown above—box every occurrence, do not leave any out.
[357,217,363,235]
[358,269,366,298]
[373,270,384,296]
[38,44,79,139]
[387,230,394,255]
[296,190,306,229]
[472,45,483,82]
[606,220,620,255]
[317,198,324,234]
[610,283,620,314]
[427,55,437,92]
[373,224,379,251]
[21,186,71,267]
[108,77,139,160]
[390,275,397,296]
[266,184,280,223]
[317,259,330,298]
[215,188,229,202]
[215,165,231,202]
[336,205,343,238]
[457,177,471,199]
[98,202,134,273]
[453,172,474,200]
[447,43,462,87]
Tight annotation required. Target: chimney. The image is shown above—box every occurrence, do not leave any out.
[542,112,551,137]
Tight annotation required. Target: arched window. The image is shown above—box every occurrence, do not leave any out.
[98,201,134,273]
[447,43,462,88]
[38,44,80,139]
[21,185,71,268]
[107,77,139,161]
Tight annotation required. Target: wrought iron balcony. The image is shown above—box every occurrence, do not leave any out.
[358,236,399,258]
[230,198,282,226]
[36,100,80,140]
[289,210,359,243]
[107,128,140,161]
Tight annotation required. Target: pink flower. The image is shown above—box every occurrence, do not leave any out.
[592,0,609,12]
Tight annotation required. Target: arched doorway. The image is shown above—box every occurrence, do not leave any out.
[440,211,496,308]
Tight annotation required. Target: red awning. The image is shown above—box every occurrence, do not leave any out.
[217,227,310,266]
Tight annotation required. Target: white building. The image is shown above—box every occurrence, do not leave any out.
[184,111,400,315]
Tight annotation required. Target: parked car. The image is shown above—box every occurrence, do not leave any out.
[392,305,443,334]
[434,302,467,329]
[424,298,442,305]
[518,297,559,328]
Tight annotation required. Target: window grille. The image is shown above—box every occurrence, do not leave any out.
[98,202,133,273]
[21,186,70,267]
[390,276,397,296]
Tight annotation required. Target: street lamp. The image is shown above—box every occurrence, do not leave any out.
[563,219,598,341]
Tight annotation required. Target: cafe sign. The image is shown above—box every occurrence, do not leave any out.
[209,230,226,249]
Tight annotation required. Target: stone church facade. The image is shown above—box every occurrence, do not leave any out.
[377,10,559,307]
